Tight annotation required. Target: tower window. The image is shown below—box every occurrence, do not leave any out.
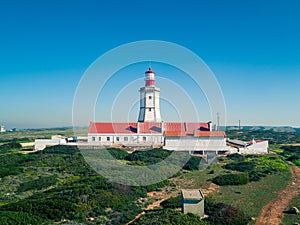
[149,108,152,112]
[149,96,152,99]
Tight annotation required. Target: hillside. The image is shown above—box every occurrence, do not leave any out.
[0,129,299,224]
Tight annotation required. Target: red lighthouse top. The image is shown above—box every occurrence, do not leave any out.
[145,68,155,74]
[145,68,155,87]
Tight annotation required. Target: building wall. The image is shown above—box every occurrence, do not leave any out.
[88,133,164,145]
[182,199,204,217]
[138,87,161,122]
[163,137,228,151]
[239,141,269,154]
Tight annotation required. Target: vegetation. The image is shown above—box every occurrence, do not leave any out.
[279,146,300,167]
[0,128,298,224]
[160,195,182,209]
[204,198,251,225]
[282,192,300,225]
[212,173,249,186]
[224,154,289,182]
[131,208,209,225]
[226,129,300,144]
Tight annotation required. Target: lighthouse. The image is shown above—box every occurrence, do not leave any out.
[138,68,162,122]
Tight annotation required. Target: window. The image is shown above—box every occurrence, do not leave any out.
[124,137,128,141]
[116,137,120,141]
[149,96,152,99]
[98,137,101,141]
[143,136,146,141]
[92,137,95,141]
[107,137,110,141]
[149,108,152,112]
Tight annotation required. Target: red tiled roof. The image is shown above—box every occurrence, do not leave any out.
[164,122,210,132]
[185,122,210,131]
[165,131,226,138]
[88,122,137,134]
[138,122,162,134]
[88,121,213,135]
[164,122,185,132]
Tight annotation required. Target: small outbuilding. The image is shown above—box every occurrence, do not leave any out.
[181,189,205,217]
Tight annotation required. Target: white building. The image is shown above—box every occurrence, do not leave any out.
[227,139,269,154]
[0,125,6,133]
[87,68,229,152]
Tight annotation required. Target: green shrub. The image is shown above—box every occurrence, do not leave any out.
[0,211,45,225]
[160,195,182,209]
[132,208,209,225]
[18,175,57,193]
[224,161,255,172]
[107,148,129,160]
[212,173,249,186]
[183,156,201,170]
[204,199,250,225]
[227,153,245,161]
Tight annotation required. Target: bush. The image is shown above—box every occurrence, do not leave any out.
[125,149,172,165]
[18,175,57,193]
[43,145,79,154]
[0,211,45,225]
[204,200,250,225]
[160,196,182,209]
[227,153,245,161]
[212,173,249,186]
[131,208,209,225]
[183,156,201,170]
[107,148,129,160]
[224,161,255,172]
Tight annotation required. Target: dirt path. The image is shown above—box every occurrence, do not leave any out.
[255,165,300,225]
[126,179,220,225]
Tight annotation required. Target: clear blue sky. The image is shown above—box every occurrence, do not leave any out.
[0,0,299,128]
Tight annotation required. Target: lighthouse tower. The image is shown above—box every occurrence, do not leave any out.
[138,68,162,122]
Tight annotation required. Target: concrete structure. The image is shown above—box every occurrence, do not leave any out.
[227,138,269,154]
[34,135,67,151]
[138,68,161,122]
[181,189,205,217]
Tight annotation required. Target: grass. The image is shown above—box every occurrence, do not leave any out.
[282,192,300,225]
[211,170,291,218]
[173,163,226,190]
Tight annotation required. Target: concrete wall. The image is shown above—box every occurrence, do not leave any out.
[163,137,229,151]
[182,199,204,217]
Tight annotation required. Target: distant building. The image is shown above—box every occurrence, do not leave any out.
[181,189,205,217]
[0,125,6,133]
